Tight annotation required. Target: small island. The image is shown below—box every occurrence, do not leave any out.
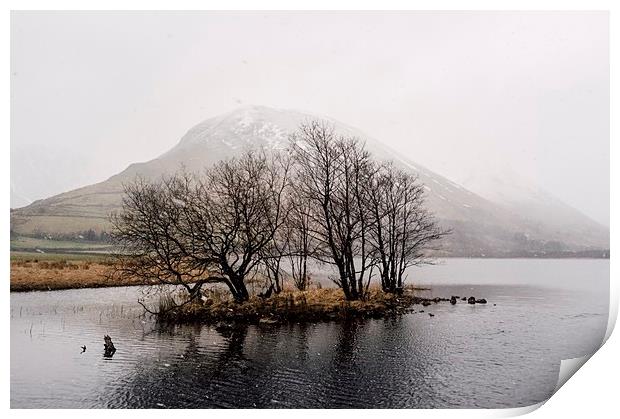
[104,120,463,324]
[157,287,478,325]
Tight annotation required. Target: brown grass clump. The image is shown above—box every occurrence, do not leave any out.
[10,258,147,292]
[164,286,441,324]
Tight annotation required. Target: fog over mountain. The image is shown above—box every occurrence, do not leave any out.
[10,106,609,256]
[11,12,609,228]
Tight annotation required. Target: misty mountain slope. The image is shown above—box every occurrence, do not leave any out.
[10,105,609,256]
[460,170,609,249]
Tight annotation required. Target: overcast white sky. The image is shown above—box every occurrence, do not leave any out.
[10,11,609,226]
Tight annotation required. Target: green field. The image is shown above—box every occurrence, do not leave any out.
[10,250,110,262]
[10,236,112,251]
[10,235,113,264]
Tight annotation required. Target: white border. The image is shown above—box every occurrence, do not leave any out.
[2,2,616,418]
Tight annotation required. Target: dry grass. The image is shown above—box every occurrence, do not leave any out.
[10,251,443,326]
[10,257,145,292]
[165,285,442,324]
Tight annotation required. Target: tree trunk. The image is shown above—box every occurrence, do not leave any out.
[233,278,250,302]
[273,258,282,294]
[225,278,250,303]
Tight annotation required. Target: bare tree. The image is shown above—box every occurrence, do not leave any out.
[257,154,294,294]
[112,121,447,306]
[259,235,287,295]
[289,121,375,300]
[367,163,449,293]
[111,150,290,303]
[184,150,290,302]
[260,183,317,292]
[286,196,314,291]
[110,174,221,303]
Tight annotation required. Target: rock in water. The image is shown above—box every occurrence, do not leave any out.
[467,297,476,304]
[103,335,116,358]
[450,296,457,305]
[475,298,487,304]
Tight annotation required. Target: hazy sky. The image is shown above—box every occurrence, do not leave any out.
[11,11,609,226]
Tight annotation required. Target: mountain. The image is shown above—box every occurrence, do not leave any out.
[10,105,609,257]
[461,168,609,249]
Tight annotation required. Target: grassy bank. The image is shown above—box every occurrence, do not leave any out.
[11,251,109,262]
[10,252,145,292]
[160,286,446,325]
[10,253,475,324]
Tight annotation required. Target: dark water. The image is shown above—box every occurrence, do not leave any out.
[10,259,609,408]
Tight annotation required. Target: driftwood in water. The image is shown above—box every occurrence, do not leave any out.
[103,335,116,358]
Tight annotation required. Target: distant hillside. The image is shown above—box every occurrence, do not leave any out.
[10,105,609,257]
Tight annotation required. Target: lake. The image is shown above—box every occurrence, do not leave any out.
[10,258,609,408]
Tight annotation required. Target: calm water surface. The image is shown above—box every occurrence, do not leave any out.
[10,259,609,408]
